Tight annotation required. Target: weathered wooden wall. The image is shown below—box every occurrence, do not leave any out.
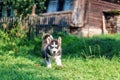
[34,11,72,34]
[0,14,71,36]
[39,11,72,27]
[79,0,120,37]
[72,0,86,27]
[87,0,120,28]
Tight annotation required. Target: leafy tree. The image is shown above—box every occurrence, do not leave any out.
[3,0,46,17]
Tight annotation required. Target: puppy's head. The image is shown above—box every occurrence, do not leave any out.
[48,37,62,56]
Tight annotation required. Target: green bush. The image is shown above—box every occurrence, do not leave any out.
[0,26,120,59]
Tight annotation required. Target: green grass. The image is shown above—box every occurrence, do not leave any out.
[0,55,120,80]
[0,31,120,80]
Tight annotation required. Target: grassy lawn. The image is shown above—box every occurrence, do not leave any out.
[0,31,120,80]
[0,55,120,80]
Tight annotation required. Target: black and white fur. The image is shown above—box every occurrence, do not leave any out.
[42,33,62,68]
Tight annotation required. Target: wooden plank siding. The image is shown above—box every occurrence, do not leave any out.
[87,0,120,28]
[71,0,86,27]
[39,11,72,27]
[27,11,72,34]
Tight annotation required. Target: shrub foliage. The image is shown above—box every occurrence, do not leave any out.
[0,25,120,59]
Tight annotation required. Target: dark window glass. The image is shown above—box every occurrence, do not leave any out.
[58,0,65,11]
[47,0,59,13]
[63,0,74,11]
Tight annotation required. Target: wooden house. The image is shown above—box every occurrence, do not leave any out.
[0,0,120,37]
[39,0,120,36]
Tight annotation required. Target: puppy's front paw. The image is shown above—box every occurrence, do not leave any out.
[47,64,52,68]
[57,65,63,68]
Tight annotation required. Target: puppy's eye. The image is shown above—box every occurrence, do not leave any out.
[50,46,54,48]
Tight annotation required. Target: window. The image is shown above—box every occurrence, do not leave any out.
[63,0,73,11]
[0,6,14,17]
[47,0,58,13]
[2,6,7,17]
[10,8,14,17]
[46,0,74,13]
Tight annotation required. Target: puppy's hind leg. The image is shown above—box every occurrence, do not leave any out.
[41,52,46,66]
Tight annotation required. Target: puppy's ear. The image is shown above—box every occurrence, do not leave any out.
[50,35,53,40]
[47,37,52,44]
[58,36,62,45]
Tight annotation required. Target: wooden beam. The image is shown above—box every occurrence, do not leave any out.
[102,14,108,34]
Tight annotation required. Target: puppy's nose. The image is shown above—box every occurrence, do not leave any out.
[53,51,56,54]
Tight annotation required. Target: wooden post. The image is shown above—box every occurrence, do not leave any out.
[102,15,108,34]
[31,4,36,16]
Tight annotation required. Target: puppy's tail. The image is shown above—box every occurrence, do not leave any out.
[42,33,53,41]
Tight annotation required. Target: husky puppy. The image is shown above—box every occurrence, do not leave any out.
[42,33,62,68]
